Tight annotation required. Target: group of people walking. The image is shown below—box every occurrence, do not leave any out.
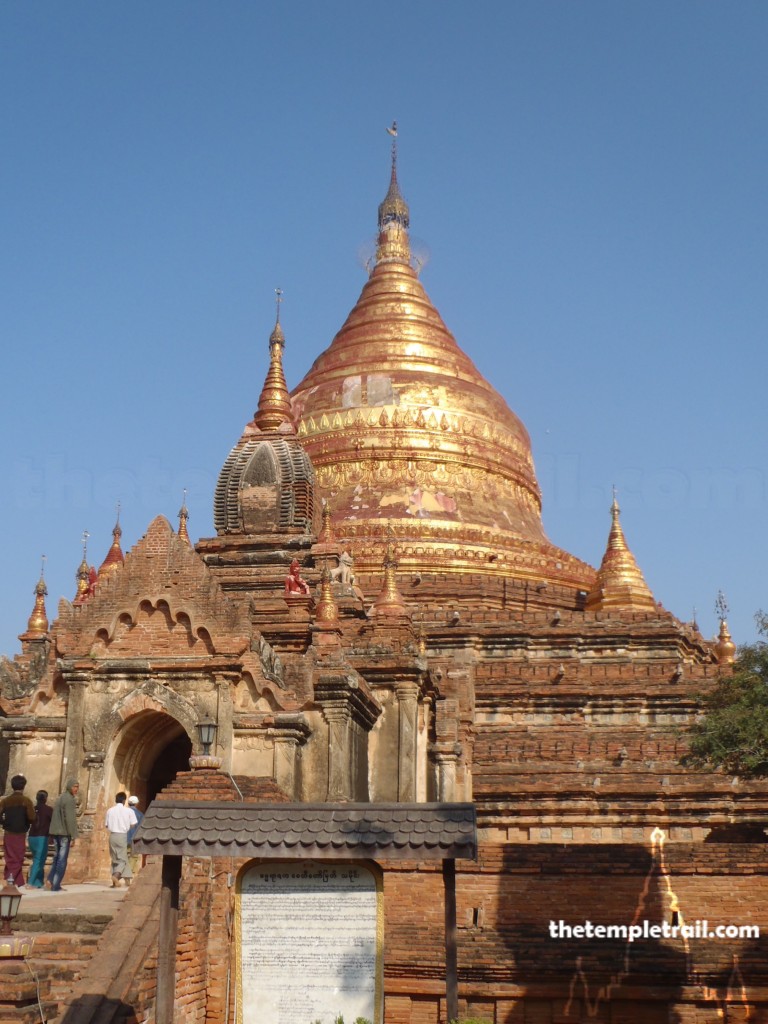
[0,775,144,891]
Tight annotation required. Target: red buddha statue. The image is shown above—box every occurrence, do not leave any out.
[284,559,310,596]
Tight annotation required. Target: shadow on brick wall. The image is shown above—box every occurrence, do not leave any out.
[472,842,768,1023]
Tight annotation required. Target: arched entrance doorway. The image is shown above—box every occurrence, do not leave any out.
[110,710,192,807]
[146,730,193,802]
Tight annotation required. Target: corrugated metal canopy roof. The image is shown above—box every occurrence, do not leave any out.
[133,801,476,861]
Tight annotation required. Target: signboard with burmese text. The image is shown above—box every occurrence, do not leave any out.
[237,860,383,1024]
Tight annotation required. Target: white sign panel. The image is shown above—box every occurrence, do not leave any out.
[237,860,383,1024]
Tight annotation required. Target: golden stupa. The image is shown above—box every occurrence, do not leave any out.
[291,142,595,591]
[586,496,656,612]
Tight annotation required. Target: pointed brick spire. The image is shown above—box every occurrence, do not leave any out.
[253,289,294,431]
[586,495,656,612]
[98,510,125,579]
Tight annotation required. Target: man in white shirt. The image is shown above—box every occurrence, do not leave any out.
[105,792,138,887]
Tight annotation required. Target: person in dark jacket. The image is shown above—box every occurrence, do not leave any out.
[27,790,53,888]
[45,779,79,891]
[0,775,35,886]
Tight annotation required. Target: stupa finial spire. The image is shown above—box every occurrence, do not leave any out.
[318,499,336,544]
[25,555,49,635]
[376,121,410,265]
[253,289,294,431]
[388,120,398,177]
[315,563,339,624]
[178,488,191,544]
[98,505,125,579]
[586,490,656,613]
[714,590,736,666]
[74,530,93,603]
[372,532,408,618]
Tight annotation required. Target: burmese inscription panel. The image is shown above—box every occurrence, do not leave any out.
[237,860,382,1024]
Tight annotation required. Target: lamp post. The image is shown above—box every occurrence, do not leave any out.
[197,716,217,757]
[189,715,221,771]
[0,880,35,980]
[0,883,21,937]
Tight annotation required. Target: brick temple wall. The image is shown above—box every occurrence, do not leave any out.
[175,858,215,1024]
[383,842,768,1023]
[170,840,768,1024]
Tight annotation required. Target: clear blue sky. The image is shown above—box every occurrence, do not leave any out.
[1,2,766,655]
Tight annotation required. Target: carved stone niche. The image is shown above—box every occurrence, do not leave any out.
[0,657,35,700]
[314,673,381,802]
[271,713,311,800]
[3,721,36,782]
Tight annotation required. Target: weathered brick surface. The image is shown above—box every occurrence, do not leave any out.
[377,842,768,1022]
[175,858,211,1024]
[0,931,102,1022]
[155,768,290,803]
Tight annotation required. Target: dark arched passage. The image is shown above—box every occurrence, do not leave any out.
[146,730,192,802]
[110,710,192,807]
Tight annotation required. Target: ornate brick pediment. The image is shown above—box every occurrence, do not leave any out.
[55,516,252,660]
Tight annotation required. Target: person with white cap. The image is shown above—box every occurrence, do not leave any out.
[126,795,144,877]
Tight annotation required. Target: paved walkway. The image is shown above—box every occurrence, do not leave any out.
[15,881,129,918]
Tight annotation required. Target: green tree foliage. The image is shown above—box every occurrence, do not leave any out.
[684,614,768,778]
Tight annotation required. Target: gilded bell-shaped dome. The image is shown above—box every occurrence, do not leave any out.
[291,151,594,589]
[25,573,49,636]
